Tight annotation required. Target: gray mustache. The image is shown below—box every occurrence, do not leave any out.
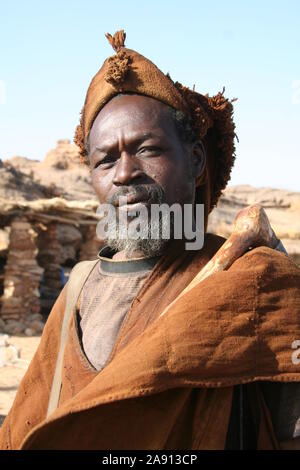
[107,185,165,206]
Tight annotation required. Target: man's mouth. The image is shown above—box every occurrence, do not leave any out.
[108,185,165,210]
[117,196,150,216]
[117,195,148,207]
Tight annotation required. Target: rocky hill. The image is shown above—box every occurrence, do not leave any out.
[4,139,93,201]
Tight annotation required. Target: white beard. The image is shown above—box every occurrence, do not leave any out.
[104,210,172,257]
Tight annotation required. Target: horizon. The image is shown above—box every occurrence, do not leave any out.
[1,0,299,192]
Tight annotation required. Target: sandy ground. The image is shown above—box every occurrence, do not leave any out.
[0,335,41,427]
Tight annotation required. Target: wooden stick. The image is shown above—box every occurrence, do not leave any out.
[159,205,279,318]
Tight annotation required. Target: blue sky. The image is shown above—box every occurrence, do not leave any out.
[0,0,299,191]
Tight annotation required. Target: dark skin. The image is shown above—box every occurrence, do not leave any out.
[89,94,206,260]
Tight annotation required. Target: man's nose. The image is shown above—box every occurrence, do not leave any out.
[113,152,145,186]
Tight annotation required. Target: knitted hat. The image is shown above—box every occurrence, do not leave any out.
[74,30,236,212]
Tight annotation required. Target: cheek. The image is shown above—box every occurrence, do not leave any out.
[143,157,179,185]
[91,170,113,202]
[147,158,193,204]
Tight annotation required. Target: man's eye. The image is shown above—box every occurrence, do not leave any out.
[94,157,116,169]
[138,146,161,156]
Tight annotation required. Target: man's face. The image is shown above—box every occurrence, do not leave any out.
[88,94,204,254]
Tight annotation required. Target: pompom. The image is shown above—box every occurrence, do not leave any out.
[105,50,132,88]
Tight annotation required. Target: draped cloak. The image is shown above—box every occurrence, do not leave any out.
[1,234,300,450]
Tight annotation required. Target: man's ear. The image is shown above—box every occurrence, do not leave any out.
[191,140,206,185]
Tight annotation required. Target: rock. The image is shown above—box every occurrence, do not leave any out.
[37,222,64,313]
[57,224,82,245]
[79,224,104,261]
[43,140,82,169]
[60,245,77,263]
[0,162,53,201]
[4,320,25,335]
[25,327,36,336]
[29,320,44,333]
[0,217,44,321]
[0,317,5,331]
[0,227,10,253]
[4,139,93,201]
[26,313,43,323]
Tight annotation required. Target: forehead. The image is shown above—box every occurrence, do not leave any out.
[89,94,176,146]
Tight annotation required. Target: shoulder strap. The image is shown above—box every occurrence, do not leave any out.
[46,259,99,419]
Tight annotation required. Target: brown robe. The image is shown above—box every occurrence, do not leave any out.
[1,233,300,450]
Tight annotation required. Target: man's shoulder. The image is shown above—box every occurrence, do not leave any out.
[183,243,300,319]
[70,258,99,275]
[231,245,300,280]
[186,232,300,280]
[200,233,299,276]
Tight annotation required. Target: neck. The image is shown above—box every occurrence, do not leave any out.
[110,238,188,261]
[112,249,149,261]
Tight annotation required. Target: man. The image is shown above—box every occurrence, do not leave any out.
[1,30,300,450]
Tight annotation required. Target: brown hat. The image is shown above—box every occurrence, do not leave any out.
[74,30,236,213]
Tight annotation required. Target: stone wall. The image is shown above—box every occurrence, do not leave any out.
[0,214,103,335]
[0,217,44,335]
